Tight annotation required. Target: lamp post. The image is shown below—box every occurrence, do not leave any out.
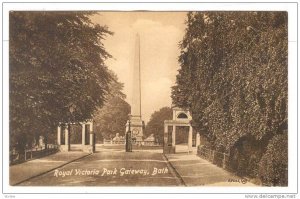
[68,103,76,123]
[126,121,132,152]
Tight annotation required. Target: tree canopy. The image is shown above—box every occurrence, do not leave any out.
[172,12,288,185]
[145,107,172,144]
[10,11,113,150]
[93,71,130,141]
[172,11,287,150]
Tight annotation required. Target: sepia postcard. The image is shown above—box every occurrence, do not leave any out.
[1,1,299,199]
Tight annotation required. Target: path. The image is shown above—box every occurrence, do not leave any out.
[10,151,90,185]
[165,153,256,186]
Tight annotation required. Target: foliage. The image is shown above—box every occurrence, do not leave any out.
[93,71,130,141]
[172,12,288,183]
[145,107,172,144]
[10,11,112,152]
[259,133,288,186]
[229,135,264,177]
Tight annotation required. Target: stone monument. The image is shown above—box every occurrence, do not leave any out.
[126,34,144,144]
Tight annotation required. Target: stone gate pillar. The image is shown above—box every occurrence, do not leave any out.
[172,125,176,147]
[64,124,70,151]
[196,132,201,147]
[81,121,95,153]
[58,124,70,152]
[89,122,95,152]
[163,122,175,154]
[57,125,61,145]
[164,124,168,146]
[188,125,193,152]
[82,123,86,146]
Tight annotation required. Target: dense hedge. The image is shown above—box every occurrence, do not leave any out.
[259,133,288,186]
[172,12,288,186]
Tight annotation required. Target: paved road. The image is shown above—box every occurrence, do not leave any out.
[19,150,182,186]
[14,145,256,186]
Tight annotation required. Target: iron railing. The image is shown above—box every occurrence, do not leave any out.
[10,144,59,165]
[197,145,229,169]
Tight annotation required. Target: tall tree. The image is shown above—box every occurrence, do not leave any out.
[93,71,130,141]
[172,12,287,184]
[10,12,112,152]
[145,107,172,144]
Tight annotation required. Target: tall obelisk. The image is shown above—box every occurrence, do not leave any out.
[126,33,144,143]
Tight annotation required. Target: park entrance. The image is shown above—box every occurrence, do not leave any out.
[163,107,200,154]
[175,126,189,153]
[57,120,95,153]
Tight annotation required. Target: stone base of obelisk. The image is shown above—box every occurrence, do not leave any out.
[126,116,144,145]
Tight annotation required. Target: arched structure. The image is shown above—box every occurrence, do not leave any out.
[57,120,95,153]
[163,107,200,154]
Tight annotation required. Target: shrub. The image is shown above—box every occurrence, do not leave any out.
[229,135,263,177]
[259,133,288,186]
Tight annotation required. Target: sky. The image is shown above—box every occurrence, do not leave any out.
[91,12,187,123]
